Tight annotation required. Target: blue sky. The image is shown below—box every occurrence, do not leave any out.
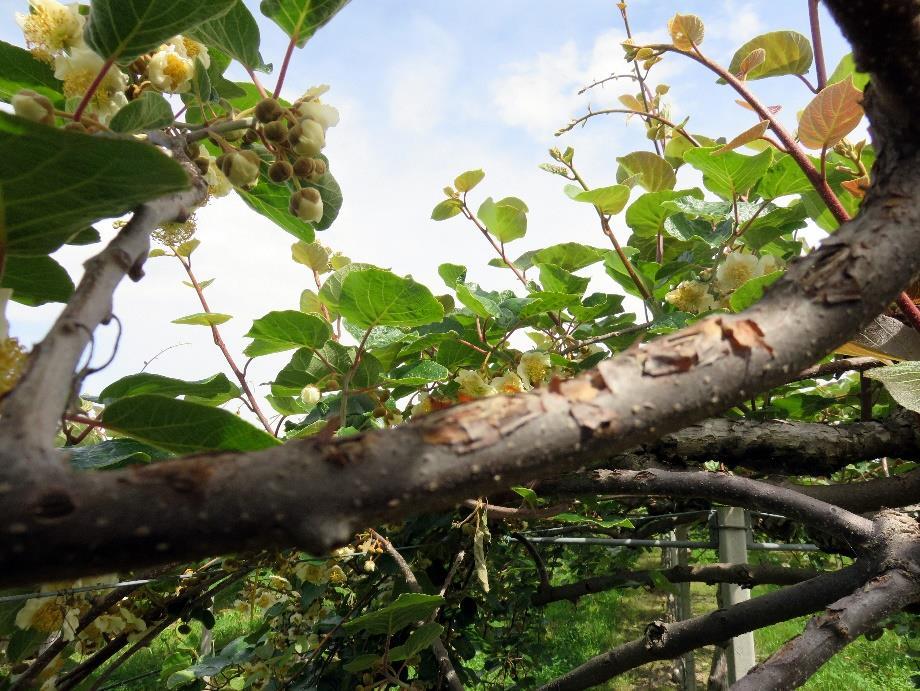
[4,1,856,407]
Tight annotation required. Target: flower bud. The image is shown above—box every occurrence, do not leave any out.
[242,127,259,144]
[289,188,324,223]
[12,89,54,125]
[268,160,293,183]
[311,158,327,178]
[288,119,325,157]
[184,141,201,159]
[220,150,261,188]
[255,98,283,123]
[194,155,210,176]
[292,157,315,178]
[262,120,288,143]
[300,385,321,406]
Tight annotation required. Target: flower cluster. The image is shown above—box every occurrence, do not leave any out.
[147,37,209,94]
[665,251,781,314]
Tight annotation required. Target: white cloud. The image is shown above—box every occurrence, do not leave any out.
[707,1,766,45]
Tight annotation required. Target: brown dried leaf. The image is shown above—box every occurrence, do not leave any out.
[713,120,770,154]
[797,76,864,150]
[724,319,773,355]
[841,176,869,199]
[668,13,705,51]
[735,100,782,114]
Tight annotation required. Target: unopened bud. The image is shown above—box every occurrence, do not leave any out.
[300,385,321,406]
[311,158,327,177]
[220,150,262,188]
[255,98,283,123]
[292,157,315,178]
[184,141,201,159]
[194,155,210,176]
[242,127,259,144]
[12,89,54,125]
[268,159,293,183]
[289,188,324,223]
[263,120,288,143]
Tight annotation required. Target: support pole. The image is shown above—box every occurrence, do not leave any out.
[717,507,756,682]
[675,525,697,690]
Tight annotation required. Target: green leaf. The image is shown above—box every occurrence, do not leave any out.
[344,593,444,635]
[101,395,279,453]
[1,255,74,305]
[729,270,783,311]
[438,263,467,287]
[172,312,232,326]
[756,154,812,199]
[625,188,703,237]
[98,373,240,405]
[517,291,581,319]
[0,40,64,108]
[530,243,607,271]
[67,226,102,246]
[572,184,631,214]
[85,0,238,64]
[387,360,450,386]
[477,196,528,243]
[69,438,169,470]
[389,622,444,661]
[683,146,773,200]
[455,283,501,319]
[236,182,313,244]
[336,268,444,328]
[0,112,188,255]
[616,152,676,192]
[317,262,374,314]
[724,31,813,81]
[343,654,380,673]
[186,57,214,104]
[866,362,920,413]
[827,53,869,91]
[245,310,331,355]
[454,169,485,192]
[431,198,463,221]
[537,263,590,296]
[109,90,174,133]
[663,214,732,247]
[260,0,351,48]
[305,167,343,231]
[660,197,733,223]
[188,0,268,70]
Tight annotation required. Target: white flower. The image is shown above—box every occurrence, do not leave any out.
[665,280,716,314]
[16,0,85,62]
[758,253,781,275]
[715,252,760,292]
[204,155,232,197]
[491,371,528,394]
[300,84,330,101]
[54,46,128,121]
[15,596,64,634]
[148,44,195,93]
[12,89,54,125]
[517,352,551,388]
[457,369,496,398]
[296,100,339,131]
[291,119,326,156]
[168,36,210,70]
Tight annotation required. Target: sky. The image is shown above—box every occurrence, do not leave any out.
[3,0,856,413]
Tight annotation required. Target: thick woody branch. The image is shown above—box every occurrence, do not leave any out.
[541,469,876,547]
[794,468,920,513]
[532,563,823,606]
[536,565,869,691]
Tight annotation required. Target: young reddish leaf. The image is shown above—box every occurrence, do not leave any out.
[841,176,870,199]
[618,93,646,112]
[668,13,705,50]
[735,100,781,115]
[797,76,864,150]
[713,120,770,155]
[737,48,766,79]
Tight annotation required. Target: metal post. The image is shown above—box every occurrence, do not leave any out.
[675,525,696,690]
[717,507,755,682]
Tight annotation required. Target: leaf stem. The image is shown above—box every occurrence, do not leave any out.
[808,0,829,90]
[246,66,268,99]
[72,57,115,123]
[558,108,700,146]
[273,35,298,99]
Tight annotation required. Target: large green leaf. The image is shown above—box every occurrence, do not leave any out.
[272,342,379,395]
[1,255,74,305]
[827,53,869,91]
[109,90,174,133]
[0,41,64,108]
[85,0,238,64]
[0,113,188,255]
[101,395,279,453]
[388,622,445,662]
[756,154,812,199]
[69,438,170,470]
[336,268,444,328]
[477,196,528,243]
[245,310,332,355]
[569,184,631,214]
[616,152,676,192]
[387,360,450,386]
[98,373,240,405]
[343,593,444,635]
[683,147,772,200]
[172,312,232,326]
[724,31,813,81]
[316,262,374,315]
[624,188,703,237]
[260,0,351,48]
[729,270,783,311]
[188,0,268,70]
[537,263,590,296]
[865,362,920,413]
[529,243,607,271]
